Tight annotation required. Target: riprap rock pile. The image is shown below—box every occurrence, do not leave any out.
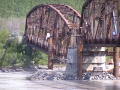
[30,70,119,80]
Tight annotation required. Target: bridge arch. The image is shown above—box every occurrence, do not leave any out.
[24,4,81,59]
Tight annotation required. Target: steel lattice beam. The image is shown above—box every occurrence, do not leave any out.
[24,4,81,65]
[80,0,120,46]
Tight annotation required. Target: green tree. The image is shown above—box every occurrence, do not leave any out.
[0,0,85,18]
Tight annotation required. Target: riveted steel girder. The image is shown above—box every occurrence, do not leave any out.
[80,0,120,46]
[24,4,81,59]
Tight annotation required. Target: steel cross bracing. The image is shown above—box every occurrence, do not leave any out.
[24,4,81,61]
[80,0,120,47]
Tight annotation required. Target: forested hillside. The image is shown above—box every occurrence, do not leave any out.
[0,0,85,18]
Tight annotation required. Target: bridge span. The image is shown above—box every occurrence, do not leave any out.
[24,0,120,78]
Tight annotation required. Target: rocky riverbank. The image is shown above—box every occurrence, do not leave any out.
[30,67,120,80]
[1,65,119,80]
[0,67,24,73]
[0,65,38,73]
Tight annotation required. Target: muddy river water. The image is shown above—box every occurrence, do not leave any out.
[0,71,120,90]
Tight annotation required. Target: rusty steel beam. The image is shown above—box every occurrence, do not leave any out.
[113,47,119,79]
[83,51,114,56]
[118,0,120,43]
[84,44,120,47]
[48,37,53,69]
[77,37,83,78]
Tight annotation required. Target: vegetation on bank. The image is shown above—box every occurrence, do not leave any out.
[0,30,48,67]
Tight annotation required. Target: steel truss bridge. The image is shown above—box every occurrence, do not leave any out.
[24,0,120,78]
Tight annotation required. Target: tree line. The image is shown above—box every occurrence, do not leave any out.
[0,0,85,18]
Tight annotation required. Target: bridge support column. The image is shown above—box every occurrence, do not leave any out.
[113,47,119,79]
[77,37,83,78]
[48,37,53,69]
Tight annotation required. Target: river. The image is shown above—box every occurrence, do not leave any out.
[0,71,120,90]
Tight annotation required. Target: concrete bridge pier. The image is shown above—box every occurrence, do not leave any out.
[66,46,119,79]
[66,46,106,77]
[82,47,106,72]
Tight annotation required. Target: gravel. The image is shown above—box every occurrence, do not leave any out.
[30,70,78,80]
[30,69,119,80]
[1,65,118,80]
[0,67,23,73]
